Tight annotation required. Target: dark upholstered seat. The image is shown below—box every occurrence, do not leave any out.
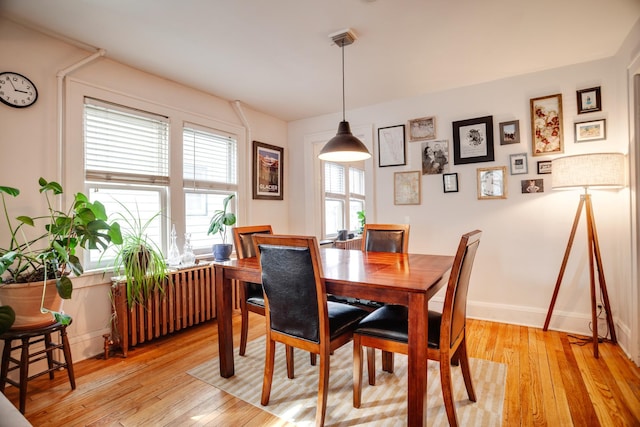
[254,234,368,427]
[352,230,482,427]
[361,224,409,254]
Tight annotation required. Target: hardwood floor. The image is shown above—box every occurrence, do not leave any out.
[3,313,640,426]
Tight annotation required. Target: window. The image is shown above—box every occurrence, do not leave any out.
[322,161,365,238]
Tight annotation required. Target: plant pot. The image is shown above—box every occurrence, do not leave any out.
[213,243,233,261]
[0,279,62,329]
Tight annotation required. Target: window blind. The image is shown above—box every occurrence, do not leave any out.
[183,125,237,188]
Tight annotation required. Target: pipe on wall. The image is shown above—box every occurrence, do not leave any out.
[231,99,252,222]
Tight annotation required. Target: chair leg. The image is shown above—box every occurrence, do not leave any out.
[366,347,376,386]
[440,354,459,427]
[316,350,330,427]
[60,326,76,389]
[310,352,317,366]
[353,335,363,408]
[0,338,11,393]
[261,338,276,406]
[239,305,249,356]
[18,337,29,414]
[382,350,394,373]
[44,332,55,380]
[457,339,476,402]
[285,345,295,379]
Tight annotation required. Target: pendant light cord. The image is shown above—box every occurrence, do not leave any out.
[341,41,346,122]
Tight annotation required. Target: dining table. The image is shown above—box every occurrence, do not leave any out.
[213,247,454,427]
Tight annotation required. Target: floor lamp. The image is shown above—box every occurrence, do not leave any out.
[543,152,625,358]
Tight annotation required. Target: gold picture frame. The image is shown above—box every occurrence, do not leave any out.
[530,93,563,156]
[394,170,421,205]
[477,166,507,200]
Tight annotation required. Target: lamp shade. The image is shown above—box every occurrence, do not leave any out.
[552,152,625,189]
[318,121,371,162]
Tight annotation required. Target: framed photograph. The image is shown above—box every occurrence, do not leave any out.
[521,178,544,193]
[575,119,606,142]
[394,171,421,205]
[499,120,520,145]
[530,93,564,156]
[509,152,528,175]
[408,116,436,141]
[443,173,458,193]
[576,86,601,114]
[477,166,507,200]
[452,115,495,165]
[378,124,406,167]
[537,160,552,174]
[421,140,449,175]
[252,140,284,200]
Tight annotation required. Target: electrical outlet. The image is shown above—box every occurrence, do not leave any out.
[597,313,608,340]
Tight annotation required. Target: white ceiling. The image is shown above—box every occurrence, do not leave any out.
[2,0,639,122]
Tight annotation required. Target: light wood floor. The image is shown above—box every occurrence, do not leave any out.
[3,313,640,426]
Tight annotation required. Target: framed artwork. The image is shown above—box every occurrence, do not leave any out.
[537,160,552,174]
[477,166,507,200]
[521,179,544,193]
[576,86,601,114]
[499,120,520,145]
[252,140,284,200]
[509,152,528,175]
[378,124,406,167]
[452,115,495,164]
[421,140,449,175]
[575,119,606,142]
[394,170,421,205]
[530,93,564,156]
[408,116,436,141]
[443,173,458,193]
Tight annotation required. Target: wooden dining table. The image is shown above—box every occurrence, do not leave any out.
[214,247,454,427]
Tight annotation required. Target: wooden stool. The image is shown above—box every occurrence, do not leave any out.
[0,322,76,414]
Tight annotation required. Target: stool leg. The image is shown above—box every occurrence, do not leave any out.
[0,339,11,393]
[60,327,75,390]
[19,337,29,414]
[44,332,55,380]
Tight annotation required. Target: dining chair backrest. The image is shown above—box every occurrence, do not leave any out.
[254,234,326,344]
[362,224,410,253]
[443,229,482,348]
[233,225,273,259]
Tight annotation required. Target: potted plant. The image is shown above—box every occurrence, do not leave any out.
[208,194,236,261]
[357,210,366,234]
[0,178,122,329]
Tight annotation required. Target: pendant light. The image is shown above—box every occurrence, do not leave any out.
[319,29,371,162]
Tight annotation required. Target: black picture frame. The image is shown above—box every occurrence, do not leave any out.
[378,124,406,167]
[537,160,552,174]
[252,140,284,200]
[576,86,601,114]
[443,173,458,193]
[452,116,494,165]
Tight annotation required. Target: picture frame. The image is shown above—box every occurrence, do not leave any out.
[477,166,507,200]
[575,119,606,142]
[408,116,436,141]
[521,178,544,193]
[378,124,406,167]
[509,152,528,175]
[530,93,564,156]
[537,160,552,174]
[443,173,458,193]
[252,140,284,200]
[576,86,601,114]
[499,120,520,145]
[452,115,495,165]
[394,170,421,205]
[421,140,449,175]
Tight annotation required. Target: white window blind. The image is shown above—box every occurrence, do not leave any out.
[324,162,345,195]
[183,125,237,188]
[350,168,365,196]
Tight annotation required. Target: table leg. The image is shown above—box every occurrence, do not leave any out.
[215,264,235,378]
[407,293,428,427]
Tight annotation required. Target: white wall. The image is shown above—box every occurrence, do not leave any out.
[288,24,638,357]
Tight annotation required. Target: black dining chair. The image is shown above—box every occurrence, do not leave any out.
[254,234,368,427]
[352,230,482,427]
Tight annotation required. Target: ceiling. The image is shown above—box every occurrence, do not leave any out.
[2,0,639,122]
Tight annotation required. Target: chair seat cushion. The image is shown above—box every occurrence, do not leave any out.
[246,282,265,307]
[327,301,369,340]
[355,304,442,349]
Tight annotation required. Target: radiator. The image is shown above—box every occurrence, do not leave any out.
[109,263,215,357]
[334,237,362,250]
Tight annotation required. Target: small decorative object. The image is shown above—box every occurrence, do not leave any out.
[0,71,38,108]
[167,224,181,267]
[443,173,459,193]
[509,153,528,175]
[421,140,449,175]
[378,124,406,167]
[394,171,420,205]
[530,93,564,156]
[208,194,237,261]
[575,119,606,142]
[499,120,520,145]
[452,116,495,164]
[477,166,507,199]
[408,116,436,141]
[253,141,284,200]
[181,233,196,265]
[537,160,552,174]
[521,178,544,193]
[576,86,601,114]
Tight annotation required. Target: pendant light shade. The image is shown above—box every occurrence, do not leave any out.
[319,29,371,162]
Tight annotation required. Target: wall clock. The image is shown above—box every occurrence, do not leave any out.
[0,71,38,108]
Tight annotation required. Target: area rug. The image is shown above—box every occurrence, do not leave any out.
[188,338,506,426]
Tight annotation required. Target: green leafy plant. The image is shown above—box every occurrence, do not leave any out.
[0,178,122,327]
[207,194,236,244]
[357,210,366,233]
